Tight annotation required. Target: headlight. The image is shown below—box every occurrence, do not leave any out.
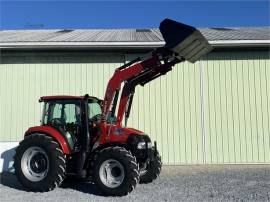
[137,142,152,149]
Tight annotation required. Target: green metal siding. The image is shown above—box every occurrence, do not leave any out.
[201,52,270,164]
[0,51,269,164]
[0,54,124,141]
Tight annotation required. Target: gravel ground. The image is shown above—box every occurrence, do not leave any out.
[1,165,270,202]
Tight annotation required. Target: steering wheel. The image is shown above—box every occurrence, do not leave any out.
[50,118,66,126]
[89,114,102,122]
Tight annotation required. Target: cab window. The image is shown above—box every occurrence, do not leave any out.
[42,101,81,125]
[88,100,102,119]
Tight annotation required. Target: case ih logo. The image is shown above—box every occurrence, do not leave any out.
[113,128,124,136]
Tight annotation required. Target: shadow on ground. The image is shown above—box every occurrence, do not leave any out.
[61,177,104,196]
[0,172,26,191]
[0,172,104,196]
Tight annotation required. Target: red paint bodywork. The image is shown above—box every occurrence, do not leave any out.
[25,126,72,154]
[101,56,160,123]
[99,55,161,140]
[24,124,144,155]
[98,124,145,145]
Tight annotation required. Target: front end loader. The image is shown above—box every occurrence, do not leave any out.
[14,19,212,196]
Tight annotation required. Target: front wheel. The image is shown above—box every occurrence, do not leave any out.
[139,150,162,183]
[14,134,66,192]
[92,146,139,196]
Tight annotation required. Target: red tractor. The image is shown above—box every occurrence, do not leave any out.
[14,19,212,196]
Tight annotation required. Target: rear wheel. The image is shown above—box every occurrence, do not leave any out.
[92,146,139,196]
[139,150,162,183]
[14,133,66,191]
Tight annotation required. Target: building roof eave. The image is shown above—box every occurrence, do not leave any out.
[0,40,269,50]
[210,40,270,48]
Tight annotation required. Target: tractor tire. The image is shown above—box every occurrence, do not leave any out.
[14,133,66,192]
[92,146,139,196]
[139,150,162,183]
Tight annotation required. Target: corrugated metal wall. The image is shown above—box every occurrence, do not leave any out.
[201,52,270,164]
[0,53,124,141]
[0,51,269,164]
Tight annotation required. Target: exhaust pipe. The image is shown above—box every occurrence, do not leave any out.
[160,19,212,63]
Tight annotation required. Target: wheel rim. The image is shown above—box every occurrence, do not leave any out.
[99,159,125,188]
[21,146,49,182]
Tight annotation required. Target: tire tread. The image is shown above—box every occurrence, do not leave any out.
[92,146,139,196]
[14,133,66,192]
[139,151,162,184]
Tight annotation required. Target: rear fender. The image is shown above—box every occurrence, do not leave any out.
[24,125,71,154]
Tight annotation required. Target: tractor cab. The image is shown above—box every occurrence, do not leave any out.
[40,95,102,151]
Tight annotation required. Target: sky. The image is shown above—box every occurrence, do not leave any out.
[0,1,269,30]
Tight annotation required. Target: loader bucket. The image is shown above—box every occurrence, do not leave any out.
[159,19,212,63]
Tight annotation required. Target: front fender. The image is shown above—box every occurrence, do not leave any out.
[25,125,71,154]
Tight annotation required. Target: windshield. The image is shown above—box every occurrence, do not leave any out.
[88,100,102,119]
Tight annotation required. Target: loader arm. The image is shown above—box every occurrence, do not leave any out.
[100,18,212,137]
[116,52,182,125]
[101,52,164,121]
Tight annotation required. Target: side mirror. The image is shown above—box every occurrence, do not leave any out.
[159,19,212,63]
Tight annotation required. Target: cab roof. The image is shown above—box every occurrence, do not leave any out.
[39,95,100,102]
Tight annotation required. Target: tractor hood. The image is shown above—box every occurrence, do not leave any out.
[107,125,145,137]
[160,18,212,63]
